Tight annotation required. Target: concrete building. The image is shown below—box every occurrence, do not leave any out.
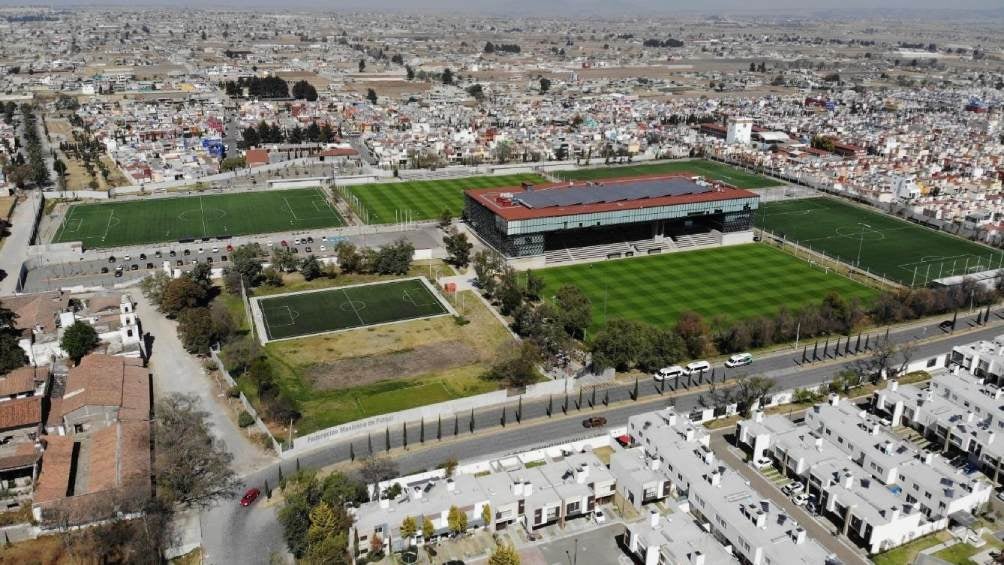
[726,117,753,145]
[738,392,992,554]
[628,408,836,565]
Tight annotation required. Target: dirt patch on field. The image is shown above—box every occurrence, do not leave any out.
[307,340,481,390]
[346,80,431,97]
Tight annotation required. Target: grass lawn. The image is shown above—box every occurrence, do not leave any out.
[756,197,1004,286]
[535,243,877,333]
[872,531,953,565]
[225,281,516,434]
[256,278,449,341]
[343,173,545,224]
[53,187,344,249]
[558,159,782,189]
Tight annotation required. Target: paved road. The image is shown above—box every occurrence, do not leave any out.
[204,316,1003,564]
[0,192,39,295]
[136,294,282,564]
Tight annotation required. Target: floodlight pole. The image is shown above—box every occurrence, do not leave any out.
[856,223,870,267]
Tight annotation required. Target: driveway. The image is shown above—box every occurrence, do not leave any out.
[0,192,39,295]
[136,293,281,564]
[709,432,870,565]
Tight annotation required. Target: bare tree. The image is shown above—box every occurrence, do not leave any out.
[154,393,241,510]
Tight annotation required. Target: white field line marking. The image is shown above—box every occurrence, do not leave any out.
[199,196,208,237]
[101,209,115,242]
[342,288,366,326]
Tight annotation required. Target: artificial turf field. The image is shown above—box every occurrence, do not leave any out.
[53,187,344,249]
[756,197,1004,286]
[343,173,546,224]
[536,244,877,333]
[256,278,450,341]
[557,159,783,189]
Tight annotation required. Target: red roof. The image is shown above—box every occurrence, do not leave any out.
[466,174,758,221]
[244,148,269,167]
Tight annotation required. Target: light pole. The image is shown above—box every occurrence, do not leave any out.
[856,223,871,267]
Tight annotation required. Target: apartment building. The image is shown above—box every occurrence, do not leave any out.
[628,408,835,565]
[351,451,614,557]
[623,506,737,565]
[738,393,991,554]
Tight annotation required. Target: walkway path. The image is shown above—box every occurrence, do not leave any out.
[0,192,39,295]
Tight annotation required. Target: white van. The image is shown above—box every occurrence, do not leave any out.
[725,353,753,368]
[654,366,685,381]
[684,360,711,375]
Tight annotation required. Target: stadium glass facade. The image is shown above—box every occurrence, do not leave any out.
[464,193,759,258]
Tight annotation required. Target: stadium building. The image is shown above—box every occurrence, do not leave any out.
[463,174,759,266]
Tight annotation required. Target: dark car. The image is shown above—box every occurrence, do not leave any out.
[139,253,147,260]
[582,416,607,428]
[939,320,954,331]
[131,264,139,271]
[108,255,116,263]
[100,267,109,274]
[240,487,261,507]
[306,236,314,243]
[146,263,154,269]
[169,250,177,257]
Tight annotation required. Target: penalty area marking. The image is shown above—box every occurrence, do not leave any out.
[264,305,300,330]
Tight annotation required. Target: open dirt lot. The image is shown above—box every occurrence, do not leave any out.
[307,340,481,389]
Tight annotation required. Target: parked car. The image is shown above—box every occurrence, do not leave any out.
[792,493,810,506]
[131,264,139,271]
[146,263,154,269]
[654,366,685,381]
[240,487,261,507]
[782,482,805,496]
[319,245,327,252]
[226,244,234,252]
[108,255,116,263]
[939,320,954,331]
[725,353,753,368]
[753,457,772,470]
[582,416,607,428]
[305,246,312,253]
[139,253,147,260]
[114,270,123,278]
[281,240,289,247]
[169,250,177,257]
[100,267,109,274]
[183,249,191,256]
[154,250,162,258]
[684,360,711,375]
[306,236,314,243]
[806,501,819,515]
[593,509,606,524]
[123,255,131,261]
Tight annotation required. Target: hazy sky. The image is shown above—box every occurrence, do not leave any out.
[4,0,1003,14]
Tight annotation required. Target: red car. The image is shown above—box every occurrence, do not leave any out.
[226,244,234,252]
[240,487,261,507]
[280,240,289,247]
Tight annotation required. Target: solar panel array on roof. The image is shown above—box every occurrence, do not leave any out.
[513,178,712,209]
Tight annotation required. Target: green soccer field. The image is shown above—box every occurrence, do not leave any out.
[558,159,783,189]
[755,197,1004,286]
[342,173,546,224]
[257,278,450,341]
[535,244,877,333]
[53,187,344,249]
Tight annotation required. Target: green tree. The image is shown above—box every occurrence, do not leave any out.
[307,502,337,546]
[271,247,299,272]
[539,77,551,93]
[554,285,592,339]
[231,243,264,286]
[159,277,207,317]
[373,239,414,275]
[422,516,435,541]
[334,241,362,273]
[405,65,415,80]
[219,156,246,172]
[358,59,366,73]
[488,543,521,565]
[400,515,417,545]
[0,305,27,373]
[466,83,484,101]
[366,88,377,104]
[61,321,99,364]
[675,311,711,358]
[443,228,473,268]
[481,504,492,530]
[447,505,467,535]
[300,255,322,281]
[484,342,540,387]
[590,319,649,371]
[442,68,454,85]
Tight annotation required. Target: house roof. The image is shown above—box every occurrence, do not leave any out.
[466,174,757,221]
[0,365,47,397]
[85,421,151,495]
[0,396,42,431]
[59,354,150,423]
[320,147,358,158]
[0,292,70,335]
[34,436,75,504]
[244,148,269,166]
[0,442,41,472]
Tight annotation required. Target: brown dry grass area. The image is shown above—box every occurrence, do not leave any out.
[0,196,15,219]
[0,535,71,565]
[307,340,481,390]
[44,118,74,138]
[268,288,510,391]
[281,71,331,89]
[346,80,431,97]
